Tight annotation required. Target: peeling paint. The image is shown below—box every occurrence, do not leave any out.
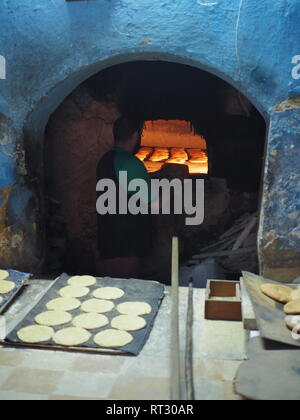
[197,1,218,6]
[288,212,299,220]
[0,185,16,266]
[292,228,300,239]
[0,135,9,146]
[0,184,37,271]
[0,185,13,233]
[141,39,152,46]
[274,97,300,112]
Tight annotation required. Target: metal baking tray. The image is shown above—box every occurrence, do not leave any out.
[0,270,31,314]
[5,273,165,355]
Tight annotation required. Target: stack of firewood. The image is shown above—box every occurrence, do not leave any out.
[189,212,259,274]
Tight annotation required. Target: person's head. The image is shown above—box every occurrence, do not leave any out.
[113,117,144,154]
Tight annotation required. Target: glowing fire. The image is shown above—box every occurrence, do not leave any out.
[136,147,208,174]
[136,120,208,175]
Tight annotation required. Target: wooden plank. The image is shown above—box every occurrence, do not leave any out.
[171,237,181,400]
[218,213,252,240]
[232,216,258,251]
[198,236,236,253]
[242,271,300,348]
[235,338,300,400]
[192,246,256,260]
[240,277,258,331]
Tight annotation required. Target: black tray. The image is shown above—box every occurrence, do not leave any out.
[6,273,165,356]
[0,270,31,314]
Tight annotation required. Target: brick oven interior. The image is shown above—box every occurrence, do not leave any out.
[43,61,266,284]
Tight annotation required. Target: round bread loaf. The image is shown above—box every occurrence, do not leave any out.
[260,284,292,304]
[284,299,300,315]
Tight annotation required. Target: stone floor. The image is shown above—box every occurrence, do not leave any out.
[0,283,246,400]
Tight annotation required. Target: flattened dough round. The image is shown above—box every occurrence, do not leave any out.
[0,270,9,280]
[81,299,114,314]
[53,327,91,346]
[0,280,14,294]
[94,329,133,348]
[17,325,54,343]
[46,297,81,312]
[35,311,72,327]
[68,275,96,287]
[59,285,89,298]
[290,289,300,301]
[72,313,109,330]
[93,287,124,300]
[284,299,300,315]
[117,301,152,316]
[111,315,147,331]
[285,315,300,331]
[260,284,292,304]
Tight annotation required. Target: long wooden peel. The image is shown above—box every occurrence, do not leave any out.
[185,278,195,400]
[171,236,181,400]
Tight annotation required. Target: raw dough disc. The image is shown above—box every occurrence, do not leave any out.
[53,327,91,346]
[284,299,300,315]
[260,284,292,304]
[81,299,114,314]
[94,329,133,348]
[285,315,300,331]
[59,285,89,298]
[72,313,109,330]
[17,325,54,343]
[46,297,81,312]
[0,280,15,294]
[35,311,72,327]
[117,301,152,316]
[0,270,9,280]
[290,289,300,301]
[111,315,147,331]
[93,287,124,300]
[68,275,96,287]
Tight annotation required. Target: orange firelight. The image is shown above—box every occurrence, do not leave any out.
[136,120,208,175]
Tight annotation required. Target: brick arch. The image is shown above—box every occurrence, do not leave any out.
[23,52,272,275]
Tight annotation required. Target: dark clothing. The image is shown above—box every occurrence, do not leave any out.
[97,147,153,259]
[102,257,141,279]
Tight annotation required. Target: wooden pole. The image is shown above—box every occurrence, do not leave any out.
[232,216,258,251]
[185,278,195,400]
[171,236,181,400]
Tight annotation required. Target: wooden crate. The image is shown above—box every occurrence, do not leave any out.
[205,280,242,321]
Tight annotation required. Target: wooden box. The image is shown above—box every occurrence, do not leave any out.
[205,280,242,321]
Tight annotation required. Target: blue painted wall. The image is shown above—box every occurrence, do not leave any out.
[0,0,299,278]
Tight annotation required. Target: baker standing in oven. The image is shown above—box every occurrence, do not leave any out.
[96,117,153,279]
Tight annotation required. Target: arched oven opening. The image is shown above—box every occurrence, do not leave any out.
[43,61,266,284]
